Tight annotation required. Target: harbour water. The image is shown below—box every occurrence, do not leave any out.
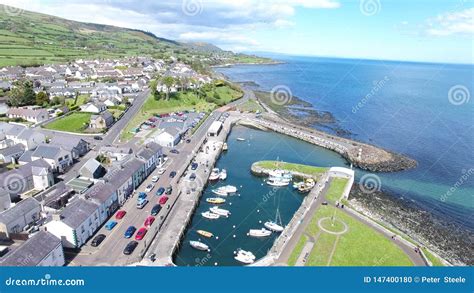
[216,56,474,232]
[173,125,347,266]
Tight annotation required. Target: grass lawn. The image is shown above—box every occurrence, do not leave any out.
[255,161,328,177]
[291,205,413,266]
[325,178,349,204]
[237,99,264,113]
[44,112,92,133]
[65,95,90,107]
[421,248,444,266]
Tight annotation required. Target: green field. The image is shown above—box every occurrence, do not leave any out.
[325,178,349,204]
[44,112,93,133]
[237,99,264,113]
[254,161,328,177]
[120,85,242,141]
[288,205,413,266]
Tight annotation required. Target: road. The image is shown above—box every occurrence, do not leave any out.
[68,108,224,266]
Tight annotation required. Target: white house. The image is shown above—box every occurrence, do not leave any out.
[9,128,46,150]
[80,102,107,113]
[154,128,181,148]
[31,144,73,173]
[45,198,100,248]
[6,108,49,124]
[137,142,163,176]
[0,231,65,267]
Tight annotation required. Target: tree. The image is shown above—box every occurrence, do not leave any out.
[150,79,159,98]
[7,80,36,107]
[162,76,175,101]
[36,91,49,106]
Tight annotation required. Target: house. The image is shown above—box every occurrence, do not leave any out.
[89,111,114,130]
[0,159,53,200]
[99,146,132,162]
[81,182,118,224]
[154,127,182,147]
[6,107,49,123]
[80,102,107,113]
[104,158,146,204]
[31,145,73,173]
[0,231,65,267]
[137,142,163,177]
[45,198,100,248]
[10,128,46,150]
[79,158,106,179]
[0,197,41,239]
[0,144,25,163]
[49,136,89,159]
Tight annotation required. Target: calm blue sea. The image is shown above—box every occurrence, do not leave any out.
[216,55,474,231]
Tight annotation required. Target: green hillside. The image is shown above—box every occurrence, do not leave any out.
[0,4,271,67]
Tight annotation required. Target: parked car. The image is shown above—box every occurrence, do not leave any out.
[115,210,126,220]
[123,241,139,255]
[165,186,173,195]
[170,149,179,154]
[151,204,162,216]
[191,163,198,170]
[138,192,147,200]
[105,221,117,231]
[151,176,159,183]
[145,183,155,193]
[124,226,136,239]
[137,199,148,209]
[148,253,156,262]
[157,168,166,175]
[144,216,155,227]
[159,196,169,205]
[91,234,106,247]
[156,187,165,196]
[189,173,196,181]
[169,171,177,178]
[322,201,328,206]
[94,136,103,141]
[186,139,191,143]
[135,227,147,240]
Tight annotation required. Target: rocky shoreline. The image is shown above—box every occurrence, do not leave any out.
[349,186,473,266]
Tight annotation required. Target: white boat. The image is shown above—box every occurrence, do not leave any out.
[202,211,220,219]
[235,248,256,260]
[209,168,220,181]
[219,169,227,180]
[223,143,228,151]
[264,221,284,232]
[248,228,272,237]
[210,206,231,217]
[266,177,290,187]
[190,240,209,251]
[211,185,237,196]
[268,169,293,180]
[234,253,255,264]
[236,138,246,141]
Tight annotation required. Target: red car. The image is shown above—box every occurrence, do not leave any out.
[115,210,126,220]
[144,216,155,227]
[135,227,147,240]
[159,196,169,205]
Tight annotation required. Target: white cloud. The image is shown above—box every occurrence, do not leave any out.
[426,8,474,36]
[0,0,340,52]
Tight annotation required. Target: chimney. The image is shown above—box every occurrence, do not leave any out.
[52,213,63,221]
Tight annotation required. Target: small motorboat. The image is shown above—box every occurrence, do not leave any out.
[248,228,272,237]
[297,178,316,193]
[206,198,226,204]
[264,221,284,232]
[209,168,220,181]
[197,230,214,238]
[212,188,229,196]
[236,138,246,141]
[202,211,220,219]
[234,248,256,264]
[190,240,210,251]
[210,206,231,217]
[223,143,228,151]
[212,185,238,196]
[268,169,292,180]
[266,177,290,187]
[219,169,227,180]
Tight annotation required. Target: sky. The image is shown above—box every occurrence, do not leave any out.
[1,0,473,64]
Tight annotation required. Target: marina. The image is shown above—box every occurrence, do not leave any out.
[173,125,347,266]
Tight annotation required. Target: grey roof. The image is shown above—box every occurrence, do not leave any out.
[0,197,41,225]
[0,144,25,157]
[83,182,116,203]
[60,198,98,229]
[101,110,113,120]
[0,231,61,266]
[4,124,26,137]
[49,135,87,150]
[100,146,132,155]
[16,128,45,141]
[34,182,73,206]
[0,159,50,193]
[79,159,103,178]
[137,142,162,160]
[104,158,144,187]
[18,150,33,163]
[32,144,63,159]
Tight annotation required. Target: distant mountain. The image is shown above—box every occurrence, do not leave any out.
[0,4,270,67]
